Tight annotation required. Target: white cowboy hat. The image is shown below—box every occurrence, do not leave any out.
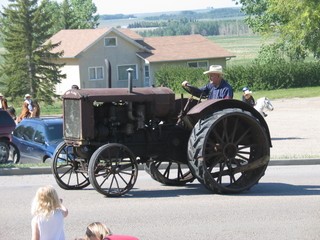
[244,90,252,95]
[25,94,31,98]
[203,65,223,75]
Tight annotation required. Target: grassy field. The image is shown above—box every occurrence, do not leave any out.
[233,86,320,100]
[208,35,274,65]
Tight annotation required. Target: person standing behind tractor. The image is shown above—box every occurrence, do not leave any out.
[242,87,255,107]
[0,93,8,110]
[182,65,233,99]
[31,99,40,118]
[17,94,33,123]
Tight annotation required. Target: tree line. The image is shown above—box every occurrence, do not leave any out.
[130,19,251,37]
[0,0,99,104]
[143,8,244,21]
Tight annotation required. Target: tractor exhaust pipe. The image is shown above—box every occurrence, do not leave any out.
[127,68,133,93]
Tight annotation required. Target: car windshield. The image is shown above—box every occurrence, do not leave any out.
[46,123,63,142]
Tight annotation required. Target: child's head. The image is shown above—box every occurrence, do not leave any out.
[242,87,252,98]
[31,185,61,218]
[85,222,111,240]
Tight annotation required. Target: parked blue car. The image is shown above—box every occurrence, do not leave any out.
[12,117,63,163]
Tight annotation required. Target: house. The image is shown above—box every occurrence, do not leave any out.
[47,27,235,95]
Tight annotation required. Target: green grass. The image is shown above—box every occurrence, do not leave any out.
[179,86,320,101]
[14,100,63,116]
[208,34,275,65]
[0,162,50,168]
[233,86,320,100]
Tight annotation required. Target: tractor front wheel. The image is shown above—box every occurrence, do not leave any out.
[52,142,90,190]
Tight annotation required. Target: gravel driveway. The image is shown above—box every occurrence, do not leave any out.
[264,97,320,159]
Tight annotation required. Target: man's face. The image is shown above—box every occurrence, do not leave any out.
[208,73,222,86]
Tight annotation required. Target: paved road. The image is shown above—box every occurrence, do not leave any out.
[266,97,320,160]
[1,165,320,240]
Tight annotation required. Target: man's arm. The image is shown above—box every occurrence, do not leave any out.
[182,81,208,98]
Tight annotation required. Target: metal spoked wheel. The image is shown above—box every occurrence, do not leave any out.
[88,143,138,197]
[0,142,10,164]
[145,159,195,186]
[52,142,90,190]
[188,108,270,194]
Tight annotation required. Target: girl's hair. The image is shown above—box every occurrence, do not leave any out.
[85,222,111,240]
[31,185,61,219]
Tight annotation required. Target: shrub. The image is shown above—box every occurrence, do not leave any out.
[155,62,320,93]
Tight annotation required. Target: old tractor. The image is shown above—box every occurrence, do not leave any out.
[52,79,271,197]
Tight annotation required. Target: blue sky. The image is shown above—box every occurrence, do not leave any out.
[0,0,240,15]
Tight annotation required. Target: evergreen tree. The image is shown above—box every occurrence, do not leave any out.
[0,0,65,103]
[59,0,78,29]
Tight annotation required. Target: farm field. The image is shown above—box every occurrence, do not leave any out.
[209,35,273,65]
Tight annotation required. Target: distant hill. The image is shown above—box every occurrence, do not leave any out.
[100,7,244,22]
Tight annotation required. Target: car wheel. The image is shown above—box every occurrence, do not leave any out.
[0,142,10,163]
[44,157,53,164]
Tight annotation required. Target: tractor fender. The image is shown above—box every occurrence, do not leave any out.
[185,99,272,147]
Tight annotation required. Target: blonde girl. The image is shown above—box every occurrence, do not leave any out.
[31,185,68,240]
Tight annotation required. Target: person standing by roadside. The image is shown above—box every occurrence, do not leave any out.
[31,99,41,118]
[31,185,68,240]
[17,94,33,123]
[0,93,8,110]
[25,93,33,113]
[241,87,255,107]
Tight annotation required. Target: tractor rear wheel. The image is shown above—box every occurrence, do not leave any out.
[188,108,270,194]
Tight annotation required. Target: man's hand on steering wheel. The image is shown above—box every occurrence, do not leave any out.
[181,80,193,95]
[181,80,206,99]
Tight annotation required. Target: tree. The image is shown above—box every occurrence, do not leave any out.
[59,0,78,29]
[236,0,320,59]
[0,0,65,103]
[70,0,99,29]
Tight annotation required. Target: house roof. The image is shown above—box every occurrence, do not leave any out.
[136,34,235,63]
[47,28,145,58]
[47,28,234,62]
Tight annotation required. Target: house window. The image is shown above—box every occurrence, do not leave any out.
[144,65,150,78]
[144,65,150,87]
[187,61,208,69]
[118,65,137,81]
[104,37,117,47]
[89,67,104,80]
